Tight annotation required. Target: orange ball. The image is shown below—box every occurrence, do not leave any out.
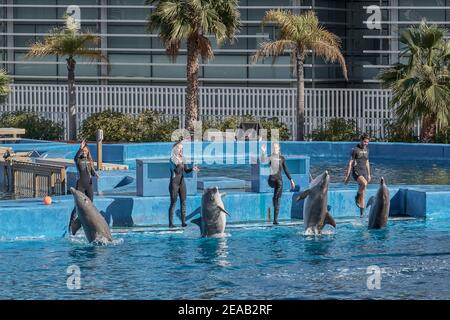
[43,196,52,205]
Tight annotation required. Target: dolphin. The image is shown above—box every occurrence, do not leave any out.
[192,187,229,237]
[296,170,336,234]
[69,187,113,243]
[367,177,390,229]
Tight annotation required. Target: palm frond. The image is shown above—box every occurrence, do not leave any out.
[251,40,295,63]
[261,9,298,40]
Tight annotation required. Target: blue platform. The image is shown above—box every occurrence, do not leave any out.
[251,155,310,193]
[136,159,197,197]
[197,176,250,190]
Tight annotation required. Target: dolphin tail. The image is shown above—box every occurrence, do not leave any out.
[325,211,336,228]
[191,217,201,227]
[296,189,310,202]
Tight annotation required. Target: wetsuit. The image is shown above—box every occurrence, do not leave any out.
[69,148,97,235]
[261,153,292,224]
[168,158,193,227]
[351,143,369,181]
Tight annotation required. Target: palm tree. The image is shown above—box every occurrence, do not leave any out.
[252,10,347,141]
[146,0,240,133]
[26,16,106,140]
[0,69,11,104]
[378,21,450,142]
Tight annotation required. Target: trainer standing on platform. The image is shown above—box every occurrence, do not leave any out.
[344,133,371,217]
[168,141,200,228]
[261,142,296,225]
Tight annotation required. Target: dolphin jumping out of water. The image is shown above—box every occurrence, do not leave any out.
[192,187,229,237]
[367,177,390,229]
[296,170,336,234]
[69,187,113,243]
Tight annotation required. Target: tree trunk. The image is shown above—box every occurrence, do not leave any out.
[67,56,77,141]
[296,52,305,141]
[185,35,200,134]
[421,114,437,143]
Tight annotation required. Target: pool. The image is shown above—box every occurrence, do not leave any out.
[176,158,450,186]
[1,215,449,299]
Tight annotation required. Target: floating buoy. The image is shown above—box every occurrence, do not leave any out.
[44,196,52,205]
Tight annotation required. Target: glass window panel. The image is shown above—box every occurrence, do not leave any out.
[108,54,150,77]
[15,52,57,76]
[204,55,247,78]
[14,0,57,20]
[249,55,291,79]
[152,55,186,78]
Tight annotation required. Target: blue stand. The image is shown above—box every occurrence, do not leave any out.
[136,159,197,197]
[251,155,310,193]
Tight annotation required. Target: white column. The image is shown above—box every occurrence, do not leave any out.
[100,0,108,85]
[6,0,14,76]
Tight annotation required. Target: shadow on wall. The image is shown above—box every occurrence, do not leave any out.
[101,198,134,227]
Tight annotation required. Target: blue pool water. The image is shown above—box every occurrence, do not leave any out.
[1,215,449,300]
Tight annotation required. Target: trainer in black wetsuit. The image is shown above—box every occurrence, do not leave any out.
[69,141,98,235]
[351,143,369,182]
[345,133,371,217]
[261,143,296,225]
[168,142,199,228]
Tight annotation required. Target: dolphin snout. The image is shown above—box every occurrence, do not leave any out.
[380,177,385,184]
[324,170,329,176]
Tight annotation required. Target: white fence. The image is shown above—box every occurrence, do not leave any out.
[1,84,396,140]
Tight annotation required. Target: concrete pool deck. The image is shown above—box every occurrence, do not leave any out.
[1,184,449,240]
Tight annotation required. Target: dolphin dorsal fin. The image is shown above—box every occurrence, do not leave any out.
[296,189,310,201]
[325,211,336,228]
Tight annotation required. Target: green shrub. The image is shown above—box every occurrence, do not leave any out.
[0,111,64,140]
[435,127,450,144]
[201,115,290,140]
[0,69,11,104]
[310,118,360,141]
[383,119,418,142]
[79,111,293,142]
[79,110,138,142]
[260,117,290,141]
[136,110,179,142]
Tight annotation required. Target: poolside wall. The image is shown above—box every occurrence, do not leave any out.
[3,141,449,162]
[1,185,448,240]
[85,141,450,163]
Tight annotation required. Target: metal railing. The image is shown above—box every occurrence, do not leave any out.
[1,84,398,140]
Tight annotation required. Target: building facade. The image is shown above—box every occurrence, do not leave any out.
[0,0,448,88]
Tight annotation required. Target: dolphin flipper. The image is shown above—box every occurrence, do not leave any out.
[218,205,230,216]
[69,209,82,235]
[324,211,336,228]
[367,196,375,208]
[220,193,227,198]
[296,189,310,201]
[191,217,202,227]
